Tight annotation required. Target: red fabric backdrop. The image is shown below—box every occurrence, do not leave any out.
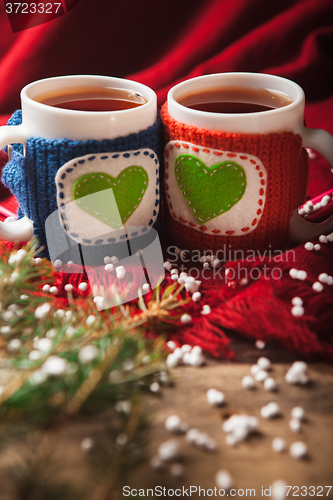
[0,0,332,360]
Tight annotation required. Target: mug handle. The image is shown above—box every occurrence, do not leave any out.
[289,127,333,242]
[0,124,34,242]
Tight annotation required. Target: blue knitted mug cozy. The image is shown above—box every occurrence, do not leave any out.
[2,110,162,264]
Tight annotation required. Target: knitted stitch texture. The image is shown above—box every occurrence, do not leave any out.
[2,110,162,259]
[161,102,309,254]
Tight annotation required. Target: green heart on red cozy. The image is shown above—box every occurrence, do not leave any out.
[175,154,247,224]
[73,166,148,229]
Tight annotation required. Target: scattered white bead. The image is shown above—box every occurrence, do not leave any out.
[20,294,29,300]
[122,359,135,372]
[166,340,176,352]
[64,284,73,292]
[115,266,126,279]
[242,375,255,389]
[203,262,209,269]
[67,260,74,265]
[149,455,164,471]
[272,437,287,453]
[158,439,181,462]
[103,256,112,264]
[257,356,271,371]
[289,418,301,433]
[215,470,233,491]
[264,377,277,392]
[184,277,201,294]
[327,232,333,242]
[318,273,329,283]
[170,463,184,478]
[34,257,43,264]
[255,339,266,350]
[42,284,51,292]
[81,437,94,452]
[222,414,258,443]
[254,369,269,382]
[170,268,178,275]
[297,270,307,280]
[93,296,105,308]
[289,268,298,278]
[78,345,99,364]
[291,297,303,306]
[65,326,75,338]
[291,406,305,421]
[34,302,51,319]
[104,263,114,272]
[204,437,217,452]
[29,350,43,360]
[291,305,305,317]
[304,242,314,251]
[166,353,178,368]
[0,326,11,335]
[272,480,288,500]
[312,281,324,292]
[180,344,192,354]
[319,234,328,244]
[201,304,211,315]
[285,362,309,385]
[289,441,307,459]
[78,282,88,292]
[206,388,225,406]
[149,382,161,394]
[163,261,172,271]
[314,244,321,251]
[188,350,205,367]
[260,402,281,419]
[49,286,58,295]
[165,415,188,434]
[179,272,188,278]
[211,259,220,268]
[53,259,63,269]
[250,364,260,376]
[29,369,48,385]
[115,400,131,414]
[36,338,52,353]
[192,291,201,302]
[7,339,21,352]
[115,433,128,447]
[86,314,96,326]
[180,313,192,324]
[186,428,200,444]
[54,309,65,318]
[142,283,150,293]
[321,195,331,206]
[327,276,333,285]
[171,274,179,281]
[42,355,67,376]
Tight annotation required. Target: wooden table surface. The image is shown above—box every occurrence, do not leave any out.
[0,338,332,500]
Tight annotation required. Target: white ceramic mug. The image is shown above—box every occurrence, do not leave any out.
[0,75,157,242]
[161,72,333,253]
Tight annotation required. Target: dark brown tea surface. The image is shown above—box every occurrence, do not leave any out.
[178,86,293,113]
[35,86,146,112]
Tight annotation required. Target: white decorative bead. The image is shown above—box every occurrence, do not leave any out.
[163,261,172,271]
[264,377,277,392]
[104,263,114,272]
[86,314,96,326]
[78,282,88,292]
[42,355,68,376]
[78,345,99,364]
[215,470,233,491]
[289,441,307,459]
[201,305,211,315]
[254,369,269,382]
[312,281,324,292]
[81,437,94,452]
[304,242,314,251]
[206,388,225,406]
[291,406,305,421]
[289,418,301,433]
[49,286,58,295]
[255,339,266,350]
[115,266,126,279]
[272,437,287,453]
[42,284,51,292]
[180,314,192,324]
[158,439,181,462]
[34,302,51,319]
[53,259,62,269]
[257,356,271,370]
[142,283,150,293]
[291,305,304,317]
[192,292,201,302]
[291,296,303,306]
[64,284,73,292]
[260,402,280,419]
[242,375,255,389]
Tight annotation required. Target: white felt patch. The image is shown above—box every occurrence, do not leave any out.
[55,149,159,245]
[164,141,266,236]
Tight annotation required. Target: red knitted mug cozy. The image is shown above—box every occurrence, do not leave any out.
[161,102,309,255]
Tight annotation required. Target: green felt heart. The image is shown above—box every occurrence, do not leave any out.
[175,154,246,224]
[73,167,148,229]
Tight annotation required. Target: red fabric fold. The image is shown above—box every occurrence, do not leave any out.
[0,0,332,360]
